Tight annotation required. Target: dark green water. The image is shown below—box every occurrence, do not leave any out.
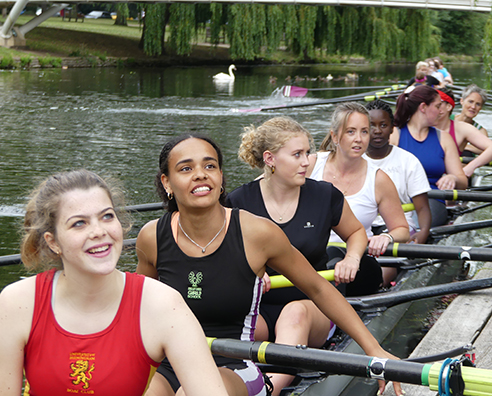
[1,63,491,290]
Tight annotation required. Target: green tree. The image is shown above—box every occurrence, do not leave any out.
[169,4,196,55]
[140,4,168,56]
[114,4,129,26]
[436,11,487,55]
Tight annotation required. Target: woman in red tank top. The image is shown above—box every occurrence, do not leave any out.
[0,169,228,396]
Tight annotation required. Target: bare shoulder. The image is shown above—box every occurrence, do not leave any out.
[141,276,184,307]
[0,275,36,308]
[375,168,393,186]
[138,218,159,240]
[238,209,285,242]
[0,276,37,332]
[136,219,159,256]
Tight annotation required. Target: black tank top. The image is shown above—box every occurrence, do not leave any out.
[156,208,262,365]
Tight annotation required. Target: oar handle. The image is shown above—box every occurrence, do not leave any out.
[207,338,492,394]
[269,270,334,289]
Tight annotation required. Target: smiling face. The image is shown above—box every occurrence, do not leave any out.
[161,138,223,210]
[334,112,370,158]
[368,109,393,151]
[265,134,310,187]
[461,92,484,119]
[44,187,123,277]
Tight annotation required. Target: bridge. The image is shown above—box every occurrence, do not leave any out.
[0,0,490,47]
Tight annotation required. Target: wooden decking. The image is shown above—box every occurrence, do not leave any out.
[383,261,492,396]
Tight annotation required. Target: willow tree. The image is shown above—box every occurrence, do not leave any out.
[227,4,266,60]
[168,4,196,55]
[265,5,284,53]
[367,7,404,60]
[401,9,439,61]
[140,4,168,56]
[210,3,227,45]
[114,4,129,26]
[483,14,492,73]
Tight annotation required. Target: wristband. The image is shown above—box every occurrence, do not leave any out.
[380,233,394,243]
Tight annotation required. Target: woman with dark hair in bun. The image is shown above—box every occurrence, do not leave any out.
[137,133,403,396]
[390,85,467,226]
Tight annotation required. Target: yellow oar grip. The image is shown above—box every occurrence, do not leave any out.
[392,242,399,257]
[402,203,415,212]
[207,337,216,349]
[257,342,269,364]
[270,270,335,289]
[453,189,458,201]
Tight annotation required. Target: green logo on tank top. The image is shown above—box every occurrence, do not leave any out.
[188,271,203,299]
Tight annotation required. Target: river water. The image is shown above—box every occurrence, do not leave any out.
[1,62,491,293]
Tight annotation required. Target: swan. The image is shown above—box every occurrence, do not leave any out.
[213,64,236,81]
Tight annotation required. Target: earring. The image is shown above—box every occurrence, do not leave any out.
[167,191,174,200]
[220,186,224,194]
[271,165,276,174]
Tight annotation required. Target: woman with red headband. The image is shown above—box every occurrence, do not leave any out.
[434,87,492,177]
[391,85,467,226]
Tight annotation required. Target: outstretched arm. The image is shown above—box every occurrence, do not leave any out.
[244,216,402,395]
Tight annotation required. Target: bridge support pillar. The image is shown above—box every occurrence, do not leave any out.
[0,27,25,48]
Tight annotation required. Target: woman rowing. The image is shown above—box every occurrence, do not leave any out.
[136,134,403,396]
[364,100,431,245]
[225,116,371,394]
[0,169,227,396]
[434,87,492,177]
[451,84,489,155]
[390,85,468,226]
[306,102,409,292]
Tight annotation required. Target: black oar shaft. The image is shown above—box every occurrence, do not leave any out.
[430,219,492,237]
[382,243,492,261]
[209,338,425,385]
[349,277,492,310]
[428,189,492,202]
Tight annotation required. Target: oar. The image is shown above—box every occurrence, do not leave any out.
[430,219,492,237]
[232,91,402,113]
[270,270,334,289]
[271,270,492,310]
[208,338,492,395]
[282,84,406,97]
[348,277,492,310]
[382,243,492,261]
[125,202,163,212]
[428,189,492,202]
[461,157,492,167]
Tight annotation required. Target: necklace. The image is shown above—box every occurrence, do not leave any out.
[271,198,296,222]
[178,214,226,253]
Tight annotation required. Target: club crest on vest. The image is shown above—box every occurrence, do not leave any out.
[187,271,203,299]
